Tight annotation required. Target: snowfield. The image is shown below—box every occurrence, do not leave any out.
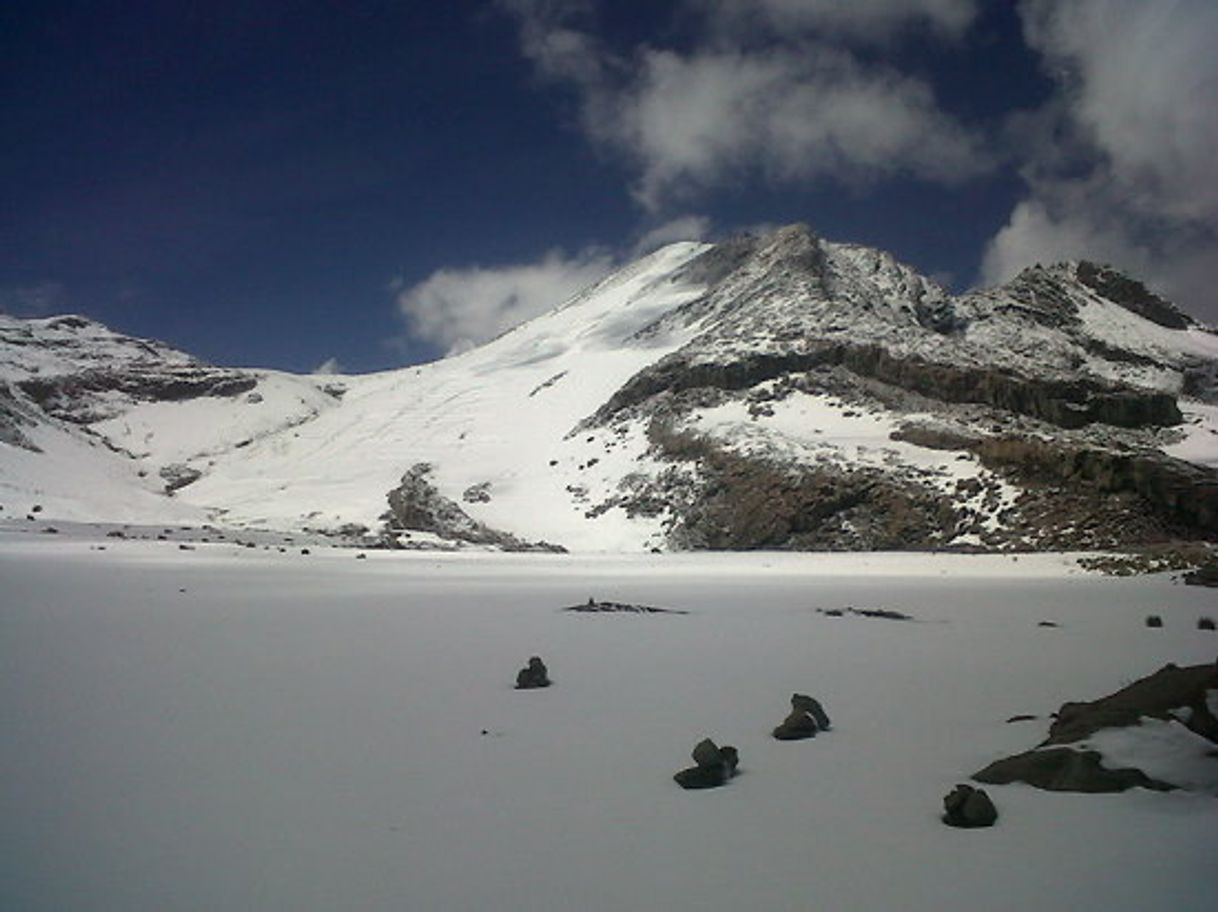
[2,534,1215,911]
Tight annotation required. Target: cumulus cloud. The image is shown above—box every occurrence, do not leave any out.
[397,247,615,355]
[0,281,67,317]
[982,0,1218,322]
[500,0,989,210]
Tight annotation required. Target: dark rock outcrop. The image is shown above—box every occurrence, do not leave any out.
[160,463,203,493]
[972,662,1218,793]
[674,738,740,789]
[515,656,550,690]
[17,368,258,423]
[1184,564,1218,587]
[942,784,998,828]
[1075,261,1192,330]
[593,343,1180,432]
[974,748,1174,793]
[1044,662,1218,746]
[383,463,566,552]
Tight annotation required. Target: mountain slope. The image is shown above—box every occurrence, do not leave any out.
[2,227,1216,551]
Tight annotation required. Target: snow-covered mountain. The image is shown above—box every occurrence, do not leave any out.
[3,226,1216,551]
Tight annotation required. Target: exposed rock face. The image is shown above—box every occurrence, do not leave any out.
[382,463,565,552]
[942,784,998,828]
[0,384,41,451]
[515,656,550,690]
[159,463,203,493]
[1044,662,1218,746]
[1075,261,1192,330]
[674,738,740,789]
[972,662,1218,794]
[17,368,257,424]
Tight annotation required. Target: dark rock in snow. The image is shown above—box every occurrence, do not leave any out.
[1145,614,1163,628]
[772,708,818,741]
[974,748,1174,793]
[1183,563,1218,587]
[972,662,1218,793]
[773,693,831,739]
[515,656,551,690]
[942,784,998,828]
[674,738,740,789]
[563,598,688,614]
[1199,617,1216,631]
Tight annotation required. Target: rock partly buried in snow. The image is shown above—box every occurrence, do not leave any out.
[773,693,831,740]
[563,598,688,614]
[972,661,1218,793]
[674,738,739,790]
[515,656,551,690]
[942,784,998,828]
[974,747,1174,793]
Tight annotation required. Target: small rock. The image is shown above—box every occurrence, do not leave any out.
[791,693,831,730]
[1199,617,1215,631]
[772,708,818,740]
[942,784,998,828]
[1145,614,1163,628]
[1005,714,1037,724]
[674,738,739,790]
[515,656,551,689]
[1037,621,1059,628]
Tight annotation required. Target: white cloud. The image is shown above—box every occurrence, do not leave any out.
[631,214,712,256]
[396,247,615,355]
[500,0,989,211]
[982,0,1218,323]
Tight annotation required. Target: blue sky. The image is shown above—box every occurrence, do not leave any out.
[2,1,1215,373]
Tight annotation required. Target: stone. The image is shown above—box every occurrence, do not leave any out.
[515,656,551,689]
[791,693,831,730]
[772,708,818,741]
[674,738,740,790]
[942,784,998,828]
[1145,614,1163,628]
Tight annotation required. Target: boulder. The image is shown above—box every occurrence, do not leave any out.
[942,784,998,828]
[791,693,831,730]
[772,708,818,740]
[515,656,551,689]
[674,738,740,790]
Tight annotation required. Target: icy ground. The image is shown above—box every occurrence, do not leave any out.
[2,534,1216,911]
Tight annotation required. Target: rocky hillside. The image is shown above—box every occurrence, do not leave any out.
[1,226,1215,551]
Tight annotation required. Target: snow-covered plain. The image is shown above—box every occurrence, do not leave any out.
[2,533,1215,911]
